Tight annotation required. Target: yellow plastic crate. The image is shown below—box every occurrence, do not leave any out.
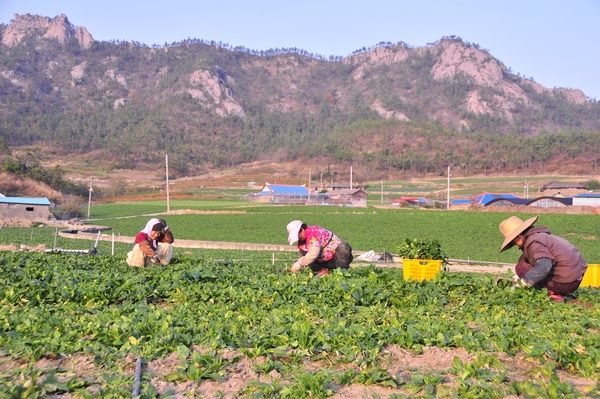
[580,264,600,287]
[402,259,443,281]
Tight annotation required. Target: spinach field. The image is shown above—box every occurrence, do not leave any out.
[12,202,599,264]
[0,202,599,397]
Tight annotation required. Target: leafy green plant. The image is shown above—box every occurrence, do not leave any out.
[354,366,401,387]
[404,371,444,396]
[280,370,334,398]
[0,250,599,396]
[396,238,449,264]
[0,368,68,398]
[164,350,235,383]
[245,379,285,398]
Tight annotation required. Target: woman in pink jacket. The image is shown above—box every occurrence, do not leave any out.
[286,220,353,277]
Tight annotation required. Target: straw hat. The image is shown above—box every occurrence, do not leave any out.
[499,215,538,252]
[286,220,303,245]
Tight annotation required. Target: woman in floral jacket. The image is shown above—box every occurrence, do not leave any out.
[286,220,353,277]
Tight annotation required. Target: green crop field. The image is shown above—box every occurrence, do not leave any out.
[3,203,600,264]
[37,201,600,263]
[1,200,599,397]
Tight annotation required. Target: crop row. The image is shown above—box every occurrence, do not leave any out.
[0,251,599,396]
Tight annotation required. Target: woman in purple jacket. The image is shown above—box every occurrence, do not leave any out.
[499,215,587,302]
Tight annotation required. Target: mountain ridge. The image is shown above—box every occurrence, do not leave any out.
[0,13,599,185]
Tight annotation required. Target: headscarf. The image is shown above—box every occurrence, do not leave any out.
[141,218,163,234]
[141,218,163,246]
[286,220,303,245]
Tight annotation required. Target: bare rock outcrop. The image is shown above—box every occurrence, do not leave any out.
[105,69,128,90]
[371,99,410,121]
[188,69,245,117]
[344,38,588,126]
[1,13,93,49]
[431,40,504,86]
[344,45,412,80]
[71,61,87,85]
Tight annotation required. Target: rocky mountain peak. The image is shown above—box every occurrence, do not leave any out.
[1,13,93,49]
[342,38,588,125]
[431,39,505,86]
[0,12,597,175]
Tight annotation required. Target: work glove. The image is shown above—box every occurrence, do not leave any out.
[290,260,304,273]
[158,219,168,231]
[512,276,531,288]
[151,255,161,265]
[520,279,532,287]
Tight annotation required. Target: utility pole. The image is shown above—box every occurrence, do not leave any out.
[308,168,311,204]
[87,179,93,218]
[446,166,451,210]
[350,166,353,189]
[165,154,170,212]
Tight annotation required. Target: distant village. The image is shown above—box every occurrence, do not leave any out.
[243,181,600,211]
[1,181,599,222]
[246,182,369,208]
[448,182,600,208]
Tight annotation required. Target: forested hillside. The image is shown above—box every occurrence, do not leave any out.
[1,13,600,181]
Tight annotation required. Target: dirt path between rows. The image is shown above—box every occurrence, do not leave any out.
[56,230,515,275]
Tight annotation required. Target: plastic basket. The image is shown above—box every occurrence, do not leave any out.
[580,264,600,287]
[402,259,443,281]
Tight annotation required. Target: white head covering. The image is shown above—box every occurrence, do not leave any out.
[141,218,163,235]
[286,220,303,245]
[141,218,163,246]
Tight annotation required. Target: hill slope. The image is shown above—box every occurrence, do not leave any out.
[1,13,599,182]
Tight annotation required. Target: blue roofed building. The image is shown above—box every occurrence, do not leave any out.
[450,191,589,209]
[0,196,52,219]
[247,183,368,207]
[249,183,309,205]
[449,198,472,205]
[475,193,521,205]
[572,193,600,207]
[391,197,432,207]
[451,193,521,206]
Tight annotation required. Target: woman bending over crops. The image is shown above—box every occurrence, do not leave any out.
[126,218,174,266]
[499,215,587,302]
[286,220,353,277]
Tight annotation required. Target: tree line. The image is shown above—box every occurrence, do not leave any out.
[1,32,600,182]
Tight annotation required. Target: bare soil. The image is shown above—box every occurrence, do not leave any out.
[5,343,594,398]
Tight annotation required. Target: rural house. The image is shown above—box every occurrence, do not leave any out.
[319,188,368,208]
[572,193,600,207]
[248,183,309,205]
[539,182,587,197]
[329,183,360,191]
[0,196,52,220]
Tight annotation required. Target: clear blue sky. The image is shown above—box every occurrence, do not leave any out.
[1,0,599,100]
